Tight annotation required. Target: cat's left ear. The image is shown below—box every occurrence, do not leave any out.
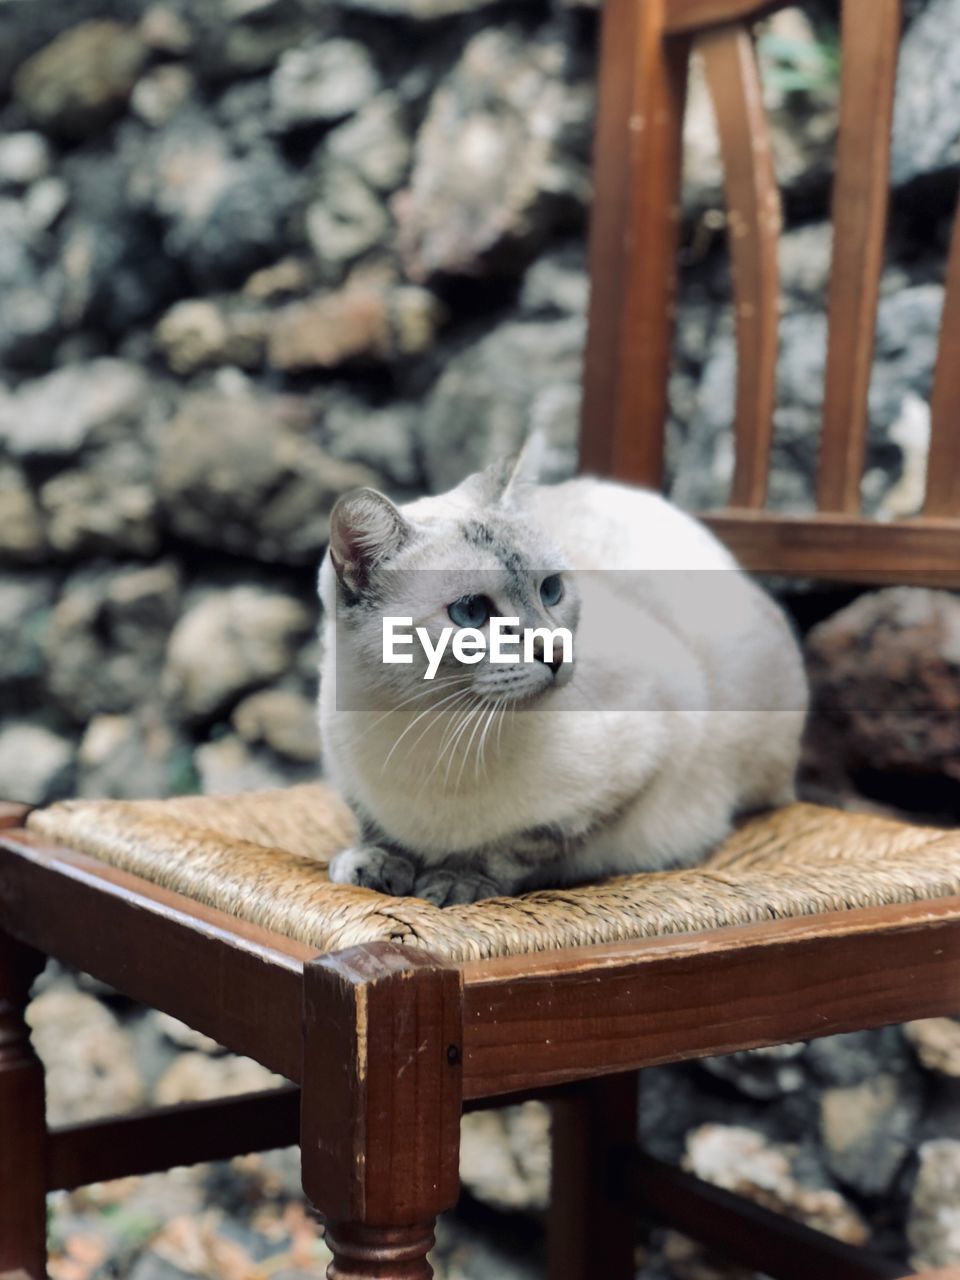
[462,431,547,508]
[328,488,410,596]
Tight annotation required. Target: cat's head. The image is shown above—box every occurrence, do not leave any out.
[321,438,579,706]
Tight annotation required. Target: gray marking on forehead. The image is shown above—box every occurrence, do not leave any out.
[463,519,529,597]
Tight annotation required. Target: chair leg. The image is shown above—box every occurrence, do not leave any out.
[547,1071,639,1280]
[0,933,47,1278]
[300,944,463,1280]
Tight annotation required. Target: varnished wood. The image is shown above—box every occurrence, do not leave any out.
[547,1072,638,1280]
[700,22,780,507]
[0,934,46,1277]
[704,509,960,583]
[627,1149,910,1279]
[0,831,311,1082]
[302,945,462,1279]
[48,1086,300,1191]
[580,0,689,486]
[459,896,960,1097]
[664,0,786,33]
[925,198,960,516]
[0,806,31,831]
[324,1223,436,1280]
[817,0,901,513]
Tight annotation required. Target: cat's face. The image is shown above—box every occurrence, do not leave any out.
[323,463,580,708]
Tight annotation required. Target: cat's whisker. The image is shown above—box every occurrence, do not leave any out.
[381,680,475,773]
[445,701,486,790]
[404,687,476,769]
[344,675,468,748]
[455,701,490,791]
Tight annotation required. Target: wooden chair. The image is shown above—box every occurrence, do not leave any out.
[3,0,960,1277]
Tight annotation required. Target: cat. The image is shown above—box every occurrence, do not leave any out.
[318,440,808,906]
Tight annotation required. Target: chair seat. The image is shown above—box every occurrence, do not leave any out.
[25,786,960,963]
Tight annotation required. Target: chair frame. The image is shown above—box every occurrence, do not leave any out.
[4,0,960,1275]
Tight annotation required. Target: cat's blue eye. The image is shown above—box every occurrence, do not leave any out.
[448,595,492,628]
[540,574,563,607]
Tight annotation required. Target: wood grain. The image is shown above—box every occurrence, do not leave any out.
[459,896,960,1097]
[580,0,689,487]
[0,805,31,831]
[700,22,781,508]
[665,0,786,32]
[0,934,46,1277]
[48,1087,301,1191]
[548,1072,638,1280]
[301,944,462,1260]
[0,831,311,1082]
[704,509,960,583]
[925,197,960,516]
[817,0,901,513]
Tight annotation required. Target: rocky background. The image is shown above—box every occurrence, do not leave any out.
[2,0,960,1275]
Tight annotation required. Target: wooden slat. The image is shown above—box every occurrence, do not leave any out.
[665,0,785,33]
[818,0,902,513]
[579,0,689,486]
[0,832,311,1082]
[704,508,960,583]
[700,23,781,508]
[459,896,960,1098]
[628,1150,910,1279]
[925,198,960,516]
[0,804,31,831]
[47,1087,301,1191]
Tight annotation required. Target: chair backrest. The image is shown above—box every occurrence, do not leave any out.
[580,0,960,584]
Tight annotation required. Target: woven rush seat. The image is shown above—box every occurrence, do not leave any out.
[26,785,960,963]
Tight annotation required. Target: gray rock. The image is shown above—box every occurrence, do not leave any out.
[520,246,589,316]
[23,176,69,233]
[821,1073,921,1197]
[699,1044,807,1100]
[164,586,314,721]
[905,1017,960,1077]
[320,394,421,490]
[27,984,145,1124]
[130,111,302,286]
[0,132,50,188]
[14,20,147,138]
[270,39,380,131]
[908,1139,960,1268]
[326,94,412,194]
[130,62,195,127]
[892,0,960,183]
[0,573,56,692]
[806,1027,913,1086]
[39,440,161,558]
[45,563,181,723]
[0,201,63,365]
[684,1125,868,1246]
[0,722,75,805]
[77,708,192,800]
[154,298,266,373]
[459,1103,551,1212]
[395,27,593,280]
[672,283,945,512]
[324,0,505,13]
[0,359,148,463]
[418,316,584,492]
[156,387,378,564]
[0,464,46,561]
[305,163,390,277]
[232,689,320,764]
[194,733,302,793]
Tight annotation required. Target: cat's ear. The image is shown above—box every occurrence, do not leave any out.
[501,429,547,503]
[328,488,410,595]
[458,431,548,509]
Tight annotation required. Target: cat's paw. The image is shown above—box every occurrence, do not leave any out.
[329,845,416,897]
[414,866,504,907]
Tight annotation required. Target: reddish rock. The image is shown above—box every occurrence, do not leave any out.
[803,588,960,803]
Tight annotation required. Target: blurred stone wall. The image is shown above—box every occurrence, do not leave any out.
[3,0,960,1274]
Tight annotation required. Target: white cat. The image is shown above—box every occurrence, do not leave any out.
[318,444,808,905]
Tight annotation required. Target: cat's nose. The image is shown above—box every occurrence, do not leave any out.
[531,636,563,674]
